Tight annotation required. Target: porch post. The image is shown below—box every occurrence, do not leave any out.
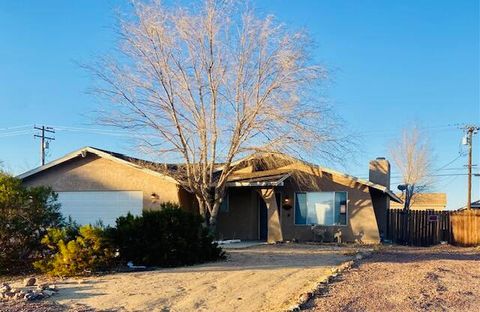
[259,188,283,243]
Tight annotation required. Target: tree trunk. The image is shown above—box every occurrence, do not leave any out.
[196,195,209,227]
[208,215,217,233]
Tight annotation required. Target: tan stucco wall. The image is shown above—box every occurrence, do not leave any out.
[279,174,381,244]
[216,188,259,240]
[22,153,196,212]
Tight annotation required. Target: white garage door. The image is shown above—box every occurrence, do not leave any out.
[57,191,143,227]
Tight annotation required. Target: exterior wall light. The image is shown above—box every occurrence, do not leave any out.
[150,192,159,202]
[283,195,292,210]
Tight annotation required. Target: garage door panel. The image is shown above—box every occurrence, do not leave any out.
[57,191,143,226]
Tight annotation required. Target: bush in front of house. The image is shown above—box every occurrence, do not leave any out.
[0,172,63,274]
[34,224,116,276]
[109,202,225,267]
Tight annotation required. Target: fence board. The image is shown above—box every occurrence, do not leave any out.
[388,209,480,247]
[451,209,480,246]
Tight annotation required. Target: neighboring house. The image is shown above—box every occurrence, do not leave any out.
[19,147,402,244]
[390,193,447,211]
[457,199,480,210]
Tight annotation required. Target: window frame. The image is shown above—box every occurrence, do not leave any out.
[293,191,348,227]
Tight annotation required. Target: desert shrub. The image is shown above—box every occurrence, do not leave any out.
[0,172,63,274]
[109,202,224,267]
[34,224,115,276]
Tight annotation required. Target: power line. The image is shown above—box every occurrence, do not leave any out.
[0,124,32,132]
[0,130,33,138]
[357,123,460,136]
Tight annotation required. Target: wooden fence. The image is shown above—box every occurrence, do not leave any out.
[386,209,451,246]
[387,209,480,246]
[451,209,480,246]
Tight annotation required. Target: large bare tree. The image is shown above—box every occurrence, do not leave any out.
[89,0,346,228]
[389,126,433,210]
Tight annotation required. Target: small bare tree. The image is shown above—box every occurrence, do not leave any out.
[89,0,347,228]
[389,126,433,210]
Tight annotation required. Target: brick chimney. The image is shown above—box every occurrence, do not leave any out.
[369,157,391,188]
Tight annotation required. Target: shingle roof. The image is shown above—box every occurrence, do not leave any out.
[221,152,403,203]
[17,146,178,183]
[17,147,402,203]
[226,169,292,187]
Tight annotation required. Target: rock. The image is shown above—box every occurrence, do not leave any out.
[355,254,363,260]
[37,283,48,291]
[1,283,11,293]
[14,292,25,300]
[298,292,312,303]
[25,291,44,301]
[47,284,58,291]
[3,291,16,299]
[24,277,36,287]
[43,290,55,297]
[24,293,35,301]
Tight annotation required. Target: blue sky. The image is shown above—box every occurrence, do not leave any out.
[0,0,478,209]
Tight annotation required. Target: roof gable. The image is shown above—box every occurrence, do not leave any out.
[224,152,402,203]
[17,147,178,184]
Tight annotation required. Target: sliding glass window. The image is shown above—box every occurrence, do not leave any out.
[294,192,347,226]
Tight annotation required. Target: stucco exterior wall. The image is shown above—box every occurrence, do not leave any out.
[216,164,384,244]
[22,153,196,212]
[279,173,381,244]
[216,188,259,240]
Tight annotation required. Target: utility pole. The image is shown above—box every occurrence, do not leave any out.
[34,125,55,166]
[463,125,479,210]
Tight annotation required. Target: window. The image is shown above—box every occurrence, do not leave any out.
[294,192,347,225]
[220,192,229,212]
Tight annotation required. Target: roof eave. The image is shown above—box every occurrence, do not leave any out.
[17,146,179,184]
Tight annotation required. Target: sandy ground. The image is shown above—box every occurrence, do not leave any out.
[306,245,480,312]
[0,244,354,312]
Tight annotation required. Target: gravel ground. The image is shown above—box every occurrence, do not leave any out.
[0,301,96,312]
[306,245,480,312]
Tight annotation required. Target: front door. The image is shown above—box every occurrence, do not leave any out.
[258,192,282,241]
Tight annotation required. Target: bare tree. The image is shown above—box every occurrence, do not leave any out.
[389,126,433,210]
[88,0,347,228]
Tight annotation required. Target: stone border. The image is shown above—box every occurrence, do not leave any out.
[285,250,373,312]
[1,277,58,302]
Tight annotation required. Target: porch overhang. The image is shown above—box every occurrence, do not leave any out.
[225,170,291,187]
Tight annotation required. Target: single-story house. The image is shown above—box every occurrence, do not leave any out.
[457,199,480,210]
[19,147,402,244]
[390,193,447,211]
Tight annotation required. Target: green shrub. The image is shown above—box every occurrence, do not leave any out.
[0,172,63,274]
[34,224,115,277]
[109,202,224,267]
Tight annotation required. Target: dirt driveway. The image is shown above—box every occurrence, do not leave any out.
[1,244,355,312]
[306,245,480,312]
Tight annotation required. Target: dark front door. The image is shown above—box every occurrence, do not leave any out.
[258,192,282,241]
[259,197,268,240]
